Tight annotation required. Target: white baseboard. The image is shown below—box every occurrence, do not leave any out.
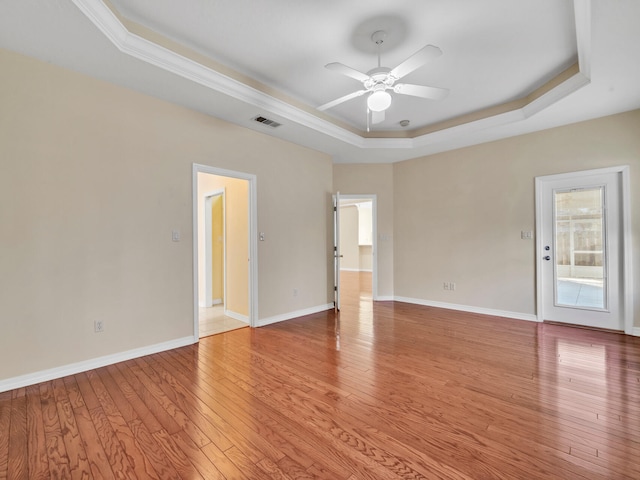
[257,303,334,327]
[224,309,249,323]
[374,296,395,302]
[199,299,223,308]
[393,296,540,323]
[0,336,195,394]
[632,327,640,337]
[339,268,372,272]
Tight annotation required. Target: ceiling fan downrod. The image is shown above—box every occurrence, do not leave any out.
[371,30,387,68]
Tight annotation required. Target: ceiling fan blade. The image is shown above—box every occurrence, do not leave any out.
[389,45,442,80]
[325,62,371,83]
[371,110,385,125]
[318,90,367,111]
[394,83,449,100]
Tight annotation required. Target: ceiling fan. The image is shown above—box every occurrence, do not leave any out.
[318,31,449,126]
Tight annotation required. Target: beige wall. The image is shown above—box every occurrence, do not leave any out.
[339,205,360,270]
[196,174,248,316]
[333,164,394,298]
[393,110,640,325]
[0,49,333,381]
[211,194,224,303]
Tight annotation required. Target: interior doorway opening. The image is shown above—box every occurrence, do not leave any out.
[337,195,377,309]
[193,165,258,339]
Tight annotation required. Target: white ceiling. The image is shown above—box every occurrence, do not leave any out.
[1,0,639,164]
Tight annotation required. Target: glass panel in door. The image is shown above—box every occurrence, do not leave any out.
[554,187,606,310]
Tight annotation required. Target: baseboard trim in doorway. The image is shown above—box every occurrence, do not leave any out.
[632,327,640,337]
[0,336,194,394]
[393,296,540,323]
[375,296,395,302]
[257,303,334,327]
[224,309,249,323]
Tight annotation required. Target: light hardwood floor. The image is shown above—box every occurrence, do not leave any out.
[199,305,248,338]
[1,272,639,479]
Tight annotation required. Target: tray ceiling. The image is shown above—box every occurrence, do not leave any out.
[1,0,639,163]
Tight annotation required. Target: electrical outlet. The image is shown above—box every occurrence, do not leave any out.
[450,282,456,291]
[94,320,104,333]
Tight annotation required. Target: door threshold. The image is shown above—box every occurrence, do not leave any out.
[543,321,624,335]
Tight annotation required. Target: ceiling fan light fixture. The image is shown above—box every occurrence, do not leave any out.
[367,90,392,112]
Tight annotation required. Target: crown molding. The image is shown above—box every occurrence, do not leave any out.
[71,0,592,154]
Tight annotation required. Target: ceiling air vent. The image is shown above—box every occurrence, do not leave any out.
[253,115,282,128]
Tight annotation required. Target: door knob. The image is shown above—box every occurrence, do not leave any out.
[544,245,550,251]
[543,256,551,261]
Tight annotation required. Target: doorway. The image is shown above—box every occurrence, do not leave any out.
[193,164,258,339]
[334,194,378,310]
[535,166,632,333]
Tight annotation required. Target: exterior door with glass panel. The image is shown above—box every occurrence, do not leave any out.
[537,170,623,330]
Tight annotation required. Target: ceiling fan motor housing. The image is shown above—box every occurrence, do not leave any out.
[364,67,396,90]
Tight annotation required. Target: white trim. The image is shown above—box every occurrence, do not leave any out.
[71,0,592,153]
[375,296,395,302]
[257,304,334,327]
[223,309,249,323]
[620,166,634,335]
[340,268,373,273]
[574,0,592,78]
[394,296,540,323]
[521,72,590,119]
[632,328,640,337]
[193,164,258,342]
[0,336,194,394]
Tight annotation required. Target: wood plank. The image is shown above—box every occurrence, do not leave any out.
[51,378,92,479]
[39,382,71,479]
[0,391,11,479]
[127,359,211,449]
[151,429,204,480]
[7,389,27,480]
[75,371,136,479]
[71,405,116,480]
[85,370,160,479]
[113,362,182,436]
[170,430,225,480]
[24,385,50,480]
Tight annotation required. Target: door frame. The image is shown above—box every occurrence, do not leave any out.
[535,165,633,334]
[204,189,225,308]
[335,194,379,301]
[192,164,258,341]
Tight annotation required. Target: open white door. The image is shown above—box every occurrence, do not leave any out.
[536,167,632,332]
[333,192,341,311]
